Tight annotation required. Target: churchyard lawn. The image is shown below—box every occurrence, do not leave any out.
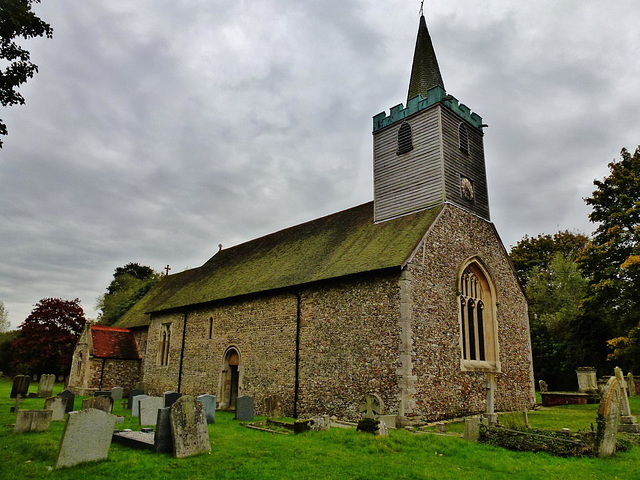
[0,377,639,479]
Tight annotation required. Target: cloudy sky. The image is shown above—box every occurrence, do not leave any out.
[1,1,639,329]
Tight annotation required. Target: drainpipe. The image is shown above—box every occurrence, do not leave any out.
[293,292,302,418]
[177,312,188,393]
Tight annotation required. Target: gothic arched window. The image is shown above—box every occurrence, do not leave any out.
[159,323,171,366]
[458,123,469,154]
[397,122,414,155]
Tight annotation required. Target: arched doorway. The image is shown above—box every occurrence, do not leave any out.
[221,348,240,410]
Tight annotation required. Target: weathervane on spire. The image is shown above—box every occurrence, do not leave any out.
[419,0,424,16]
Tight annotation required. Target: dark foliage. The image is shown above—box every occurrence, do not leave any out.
[356,418,380,434]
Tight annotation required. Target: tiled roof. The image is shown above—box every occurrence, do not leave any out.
[90,325,140,360]
[116,201,442,328]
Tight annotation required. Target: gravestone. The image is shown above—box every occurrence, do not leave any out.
[614,367,640,432]
[464,416,481,442]
[170,395,211,458]
[164,391,182,408]
[139,396,163,426]
[37,374,56,398]
[627,373,636,397]
[576,367,598,393]
[264,394,282,418]
[359,393,384,419]
[127,389,144,409]
[10,375,30,398]
[197,394,216,424]
[44,396,68,421]
[538,380,548,393]
[111,387,124,401]
[132,394,149,417]
[597,376,623,457]
[14,409,52,433]
[57,390,75,413]
[82,396,113,414]
[154,407,173,453]
[377,420,389,436]
[55,408,116,468]
[235,396,254,421]
[311,415,331,431]
[378,414,397,430]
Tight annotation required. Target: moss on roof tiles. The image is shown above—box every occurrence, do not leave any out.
[115,202,442,328]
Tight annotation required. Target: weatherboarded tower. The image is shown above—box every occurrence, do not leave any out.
[373,14,490,223]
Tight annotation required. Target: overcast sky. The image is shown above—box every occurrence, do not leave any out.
[1,1,639,329]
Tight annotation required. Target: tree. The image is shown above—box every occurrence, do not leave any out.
[97,263,159,325]
[10,298,86,375]
[578,146,640,370]
[0,300,9,332]
[0,0,53,147]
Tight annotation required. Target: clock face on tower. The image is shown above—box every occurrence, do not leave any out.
[461,177,474,201]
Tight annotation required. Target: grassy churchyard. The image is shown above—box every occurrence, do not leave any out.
[1,378,640,479]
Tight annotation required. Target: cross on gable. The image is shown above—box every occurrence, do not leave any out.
[164,265,171,276]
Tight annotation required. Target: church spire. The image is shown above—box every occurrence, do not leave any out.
[407,13,445,103]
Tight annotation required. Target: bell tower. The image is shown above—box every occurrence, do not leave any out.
[373,13,490,223]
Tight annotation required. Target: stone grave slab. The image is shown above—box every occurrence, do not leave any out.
[112,430,155,450]
[127,389,144,409]
[598,376,623,457]
[170,395,211,458]
[82,396,113,414]
[155,407,173,453]
[37,374,56,398]
[197,395,216,424]
[44,396,68,421]
[55,408,116,468]
[139,396,163,426]
[132,394,149,417]
[111,387,123,401]
[164,391,182,408]
[10,375,30,398]
[57,390,75,413]
[14,409,52,433]
[235,396,254,421]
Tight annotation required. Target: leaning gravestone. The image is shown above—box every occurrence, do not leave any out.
[37,374,56,398]
[44,396,68,421]
[597,376,623,457]
[111,387,124,401]
[132,394,149,417]
[197,395,216,424]
[10,375,30,398]
[154,407,173,453]
[127,389,144,409]
[235,396,254,421]
[82,396,113,414]
[14,410,52,433]
[170,395,211,458]
[139,396,164,426]
[164,391,182,408]
[57,390,75,414]
[55,408,116,468]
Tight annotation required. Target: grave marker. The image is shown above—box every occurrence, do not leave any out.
[164,391,182,408]
[57,390,75,413]
[44,396,68,421]
[235,396,254,421]
[10,375,30,398]
[264,394,282,418]
[139,396,163,426]
[55,408,116,468]
[82,396,113,414]
[37,374,55,398]
[576,367,598,393]
[154,407,173,453]
[597,376,623,457]
[111,387,124,401]
[14,409,52,433]
[170,396,211,458]
[132,394,149,417]
[127,389,144,409]
[197,394,216,424]
[359,393,384,419]
[627,373,636,397]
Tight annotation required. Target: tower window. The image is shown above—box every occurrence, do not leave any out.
[159,323,171,366]
[209,317,214,339]
[458,123,469,154]
[397,122,414,155]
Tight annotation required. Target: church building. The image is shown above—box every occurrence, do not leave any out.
[99,13,535,421]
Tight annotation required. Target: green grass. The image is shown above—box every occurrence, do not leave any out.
[1,378,640,479]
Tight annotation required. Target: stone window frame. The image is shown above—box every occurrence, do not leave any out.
[159,322,171,366]
[457,257,500,373]
[458,122,469,154]
[396,121,414,155]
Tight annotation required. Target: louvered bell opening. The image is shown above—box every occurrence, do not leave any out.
[458,123,469,154]
[397,122,414,155]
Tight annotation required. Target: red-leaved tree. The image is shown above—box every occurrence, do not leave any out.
[11,298,86,376]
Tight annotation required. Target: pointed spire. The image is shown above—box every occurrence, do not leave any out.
[407,14,445,103]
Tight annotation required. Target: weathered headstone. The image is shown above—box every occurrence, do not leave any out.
[264,394,282,418]
[57,390,75,413]
[164,391,182,408]
[170,395,211,458]
[154,407,173,453]
[627,373,636,397]
[359,393,384,419]
[37,374,56,398]
[538,380,548,393]
[14,409,52,433]
[576,367,598,393]
[111,387,124,401]
[82,396,113,414]
[132,394,149,417]
[139,396,164,426]
[378,414,397,430]
[44,396,68,421]
[10,375,30,398]
[597,376,623,457]
[55,408,116,468]
[614,367,633,418]
[235,395,254,421]
[127,388,144,409]
[464,416,481,442]
[435,422,447,433]
[312,415,331,431]
[197,394,216,424]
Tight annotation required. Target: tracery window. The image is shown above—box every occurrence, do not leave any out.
[159,323,171,366]
[397,122,414,155]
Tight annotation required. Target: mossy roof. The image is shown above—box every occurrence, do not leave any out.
[115,201,442,328]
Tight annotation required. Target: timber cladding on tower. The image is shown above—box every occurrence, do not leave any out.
[110,12,535,421]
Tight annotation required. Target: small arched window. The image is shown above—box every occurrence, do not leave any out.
[458,123,469,154]
[159,323,171,366]
[397,122,414,155]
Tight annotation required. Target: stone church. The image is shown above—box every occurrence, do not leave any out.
[80,13,535,420]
